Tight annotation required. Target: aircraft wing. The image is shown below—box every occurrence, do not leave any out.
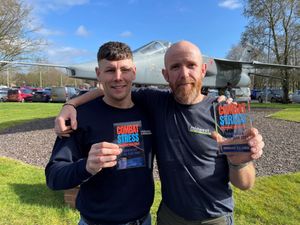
[1,40,299,88]
[214,58,300,70]
[251,61,300,70]
[0,60,76,76]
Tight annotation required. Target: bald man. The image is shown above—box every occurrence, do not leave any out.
[55,41,264,225]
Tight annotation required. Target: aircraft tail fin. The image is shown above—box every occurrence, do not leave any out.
[239,43,255,62]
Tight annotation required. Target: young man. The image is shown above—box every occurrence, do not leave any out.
[46,42,154,225]
[55,41,264,225]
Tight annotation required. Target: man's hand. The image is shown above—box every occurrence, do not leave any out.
[86,142,122,175]
[217,95,233,104]
[212,127,264,165]
[54,104,77,137]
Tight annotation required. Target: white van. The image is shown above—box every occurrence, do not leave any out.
[51,86,77,103]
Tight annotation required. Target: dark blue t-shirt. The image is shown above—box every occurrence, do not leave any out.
[133,88,233,220]
[45,97,154,224]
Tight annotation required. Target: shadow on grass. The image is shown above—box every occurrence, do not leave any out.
[0,117,55,135]
[9,183,66,208]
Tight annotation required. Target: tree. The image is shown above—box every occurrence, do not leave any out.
[242,0,300,103]
[0,0,44,71]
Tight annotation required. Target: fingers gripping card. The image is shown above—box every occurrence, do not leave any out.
[213,101,252,153]
[114,121,146,170]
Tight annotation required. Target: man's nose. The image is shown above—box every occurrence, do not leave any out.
[114,70,122,80]
[178,66,189,79]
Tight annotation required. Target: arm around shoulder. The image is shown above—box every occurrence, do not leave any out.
[68,87,103,107]
[54,87,104,136]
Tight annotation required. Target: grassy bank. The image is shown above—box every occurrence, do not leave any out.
[1,157,299,225]
[0,103,62,131]
[0,102,299,224]
[251,102,300,122]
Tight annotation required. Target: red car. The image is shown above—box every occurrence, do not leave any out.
[7,88,33,102]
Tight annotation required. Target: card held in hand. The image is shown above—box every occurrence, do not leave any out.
[213,101,252,153]
[114,121,146,170]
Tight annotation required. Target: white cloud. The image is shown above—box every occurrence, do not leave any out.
[218,0,242,10]
[120,31,133,38]
[46,46,92,64]
[75,25,89,37]
[24,0,90,14]
[36,28,64,36]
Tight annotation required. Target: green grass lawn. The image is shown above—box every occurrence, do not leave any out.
[0,102,299,224]
[1,157,299,225]
[0,102,62,131]
[0,157,78,225]
[251,102,300,122]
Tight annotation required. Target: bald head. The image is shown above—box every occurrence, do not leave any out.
[162,40,207,105]
[164,41,203,67]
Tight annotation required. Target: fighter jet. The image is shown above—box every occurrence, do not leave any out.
[1,40,299,88]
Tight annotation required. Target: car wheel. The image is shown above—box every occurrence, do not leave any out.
[258,97,263,103]
[270,98,276,103]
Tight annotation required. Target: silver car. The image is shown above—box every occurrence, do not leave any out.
[0,89,8,102]
[291,90,300,103]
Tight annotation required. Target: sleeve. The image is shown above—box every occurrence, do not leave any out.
[45,132,92,190]
[132,87,169,111]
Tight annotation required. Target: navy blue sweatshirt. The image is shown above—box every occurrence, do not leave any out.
[45,97,154,224]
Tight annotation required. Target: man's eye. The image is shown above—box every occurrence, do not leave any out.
[170,65,179,70]
[188,64,196,69]
[105,69,115,72]
[121,68,131,72]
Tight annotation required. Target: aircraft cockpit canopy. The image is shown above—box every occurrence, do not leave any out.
[133,41,171,56]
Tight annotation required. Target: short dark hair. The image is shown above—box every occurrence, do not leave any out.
[97,41,133,62]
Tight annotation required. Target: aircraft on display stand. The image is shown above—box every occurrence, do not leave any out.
[1,40,299,90]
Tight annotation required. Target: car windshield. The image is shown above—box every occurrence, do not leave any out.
[21,89,32,94]
[8,90,18,94]
[271,90,282,95]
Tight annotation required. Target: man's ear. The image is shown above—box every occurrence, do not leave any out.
[201,63,207,78]
[95,67,101,82]
[132,65,137,81]
[162,68,169,82]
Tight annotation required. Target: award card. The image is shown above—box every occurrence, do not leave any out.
[213,101,252,153]
[113,121,146,170]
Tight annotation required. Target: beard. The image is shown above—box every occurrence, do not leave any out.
[171,78,202,104]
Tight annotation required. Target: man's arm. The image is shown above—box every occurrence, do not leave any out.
[227,128,263,190]
[228,161,256,190]
[55,87,103,136]
[212,127,264,190]
[46,137,122,190]
[45,136,92,190]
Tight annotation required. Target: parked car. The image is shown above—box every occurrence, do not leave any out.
[232,87,251,102]
[206,89,219,97]
[51,86,77,102]
[7,88,33,102]
[0,89,8,102]
[71,89,89,99]
[250,89,261,100]
[257,89,287,103]
[32,89,51,102]
[291,90,300,103]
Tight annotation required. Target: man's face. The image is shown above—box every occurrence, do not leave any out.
[162,45,205,105]
[96,58,136,106]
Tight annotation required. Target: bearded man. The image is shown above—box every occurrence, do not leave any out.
[55,41,264,225]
